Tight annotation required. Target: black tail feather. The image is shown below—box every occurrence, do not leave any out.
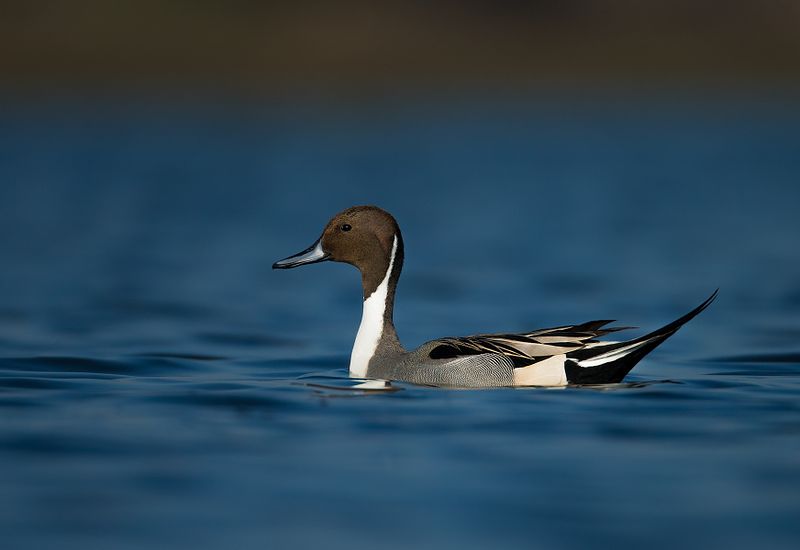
[565,290,718,384]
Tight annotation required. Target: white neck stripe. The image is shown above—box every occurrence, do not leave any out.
[349,235,397,377]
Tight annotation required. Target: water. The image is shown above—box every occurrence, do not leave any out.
[1,96,799,549]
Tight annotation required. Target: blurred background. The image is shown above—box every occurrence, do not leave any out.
[1,2,800,550]
[2,0,800,97]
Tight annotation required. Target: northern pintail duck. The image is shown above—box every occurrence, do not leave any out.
[274,206,716,387]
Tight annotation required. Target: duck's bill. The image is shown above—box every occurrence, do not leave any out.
[272,239,330,269]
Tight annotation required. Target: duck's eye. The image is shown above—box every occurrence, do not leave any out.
[340,223,352,232]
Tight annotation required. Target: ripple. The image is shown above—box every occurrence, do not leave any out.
[703,353,800,376]
[0,397,48,408]
[130,352,227,361]
[0,356,135,375]
[147,389,291,411]
[709,369,800,377]
[567,379,681,391]
[295,378,399,395]
[195,331,302,348]
[235,356,349,375]
[0,433,135,456]
[708,352,800,364]
[0,377,79,390]
[0,355,209,376]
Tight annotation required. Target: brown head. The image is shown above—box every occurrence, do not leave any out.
[273,206,404,300]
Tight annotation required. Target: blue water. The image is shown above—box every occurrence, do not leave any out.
[1,97,799,549]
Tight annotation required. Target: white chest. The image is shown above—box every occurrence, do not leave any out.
[349,236,397,377]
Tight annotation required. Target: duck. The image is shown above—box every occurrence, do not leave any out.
[273,205,716,387]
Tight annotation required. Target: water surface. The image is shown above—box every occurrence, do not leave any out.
[0,97,799,549]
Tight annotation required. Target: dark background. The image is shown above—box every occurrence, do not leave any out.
[2,1,800,97]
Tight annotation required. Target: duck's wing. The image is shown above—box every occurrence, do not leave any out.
[423,290,717,385]
[426,320,633,368]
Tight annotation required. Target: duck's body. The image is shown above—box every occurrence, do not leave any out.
[274,206,715,387]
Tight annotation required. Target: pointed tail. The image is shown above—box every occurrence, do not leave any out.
[564,290,718,384]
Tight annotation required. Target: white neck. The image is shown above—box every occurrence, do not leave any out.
[349,235,398,378]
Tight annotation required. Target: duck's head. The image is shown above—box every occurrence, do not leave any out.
[273,205,403,297]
